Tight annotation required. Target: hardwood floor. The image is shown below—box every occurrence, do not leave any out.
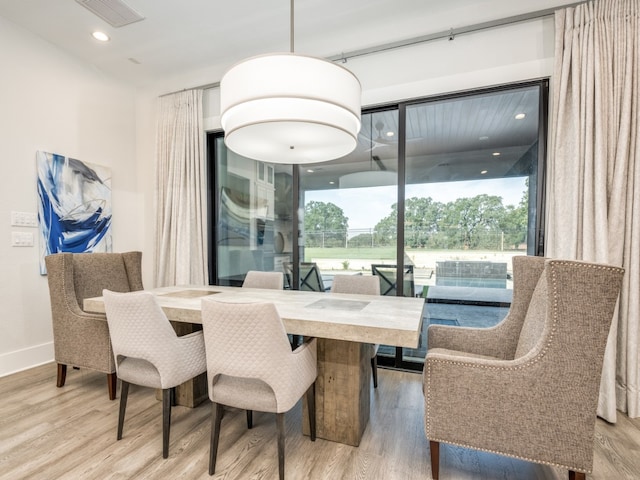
[1,363,639,479]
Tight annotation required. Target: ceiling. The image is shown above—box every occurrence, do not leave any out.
[1,0,569,191]
[299,83,543,191]
[0,0,576,89]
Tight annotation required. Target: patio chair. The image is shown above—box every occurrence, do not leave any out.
[371,264,415,297]
[284,262,326,291]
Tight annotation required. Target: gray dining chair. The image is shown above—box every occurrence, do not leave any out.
[423,258,624,480]
[330,274,381,387]
[102,289,207,459]
[201,299,317,480]
[44,251,144,400]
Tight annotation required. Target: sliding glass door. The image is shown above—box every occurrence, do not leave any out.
[401,83,545,365]
[208,79,547,370]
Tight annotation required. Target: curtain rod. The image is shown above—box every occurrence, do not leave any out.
[160,1,585,98]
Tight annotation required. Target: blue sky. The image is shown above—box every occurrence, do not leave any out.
[305,177,527,230]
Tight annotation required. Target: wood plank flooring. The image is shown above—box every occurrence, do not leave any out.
[1,363,639,479]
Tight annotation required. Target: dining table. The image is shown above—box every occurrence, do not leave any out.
[84,284,425,446]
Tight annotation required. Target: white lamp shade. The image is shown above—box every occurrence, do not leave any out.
[220,53,361,164]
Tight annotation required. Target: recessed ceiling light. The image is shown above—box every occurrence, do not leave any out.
[492,152,501,156]
[306,169,314,173]
[329,181,335,185]
[386,131,395,137]
[481,170,488,174]
[479,136,489,141]
[92,31,110,42]
[515,113,526,120]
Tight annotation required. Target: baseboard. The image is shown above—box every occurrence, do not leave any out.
[0,342,54,377]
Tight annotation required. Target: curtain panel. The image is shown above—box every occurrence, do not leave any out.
[547,0,639,422]
[155,90,207,286]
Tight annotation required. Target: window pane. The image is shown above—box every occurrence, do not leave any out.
[403,84,541,364]
[298,110,399,292]
[214,137,292,285]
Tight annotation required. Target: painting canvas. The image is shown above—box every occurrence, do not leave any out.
[36,151,112,274]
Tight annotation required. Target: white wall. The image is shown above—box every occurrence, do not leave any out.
[0,17,144,375]
[0,7,557,376]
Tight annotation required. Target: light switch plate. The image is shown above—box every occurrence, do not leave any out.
[11,211,38,227]
[12,231,34,247]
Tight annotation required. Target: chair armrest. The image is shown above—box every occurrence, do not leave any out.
[422,348,594,469]
[178,330,205,348]
[291,337,317,382]
[427,323,514,359]
[161,330,206,387]
[292,336,316,355]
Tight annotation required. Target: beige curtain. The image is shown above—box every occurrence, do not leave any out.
[546,0,639,422]
[155,90,207,286]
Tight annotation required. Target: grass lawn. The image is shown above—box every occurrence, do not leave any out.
[304,246,397,260]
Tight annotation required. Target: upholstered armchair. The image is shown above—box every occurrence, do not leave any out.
[423,258,624,480]
[44,251,144,400]
[330,274,381,387]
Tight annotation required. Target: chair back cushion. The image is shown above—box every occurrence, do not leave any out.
[201,299,317,412]
[331,274,380,295]
[102,290,205,389]
[73,253,135,302]
[242,271,284,290]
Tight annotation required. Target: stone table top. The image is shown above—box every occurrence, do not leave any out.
[84,285,425,348]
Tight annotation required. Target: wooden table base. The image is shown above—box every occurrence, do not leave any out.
[303,338,370,446]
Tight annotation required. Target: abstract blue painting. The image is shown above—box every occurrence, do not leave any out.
[36,151,112,274]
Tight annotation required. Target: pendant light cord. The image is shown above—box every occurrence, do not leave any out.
[290,0,294,53]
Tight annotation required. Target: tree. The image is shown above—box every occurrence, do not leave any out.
[374,197,445,247]
[500,187,528,249]
[404,197,445,248]
[303,201,348,247]
[440,195,505,249]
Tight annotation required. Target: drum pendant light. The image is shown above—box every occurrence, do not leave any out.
[220,0,361,164]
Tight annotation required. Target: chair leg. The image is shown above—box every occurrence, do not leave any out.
[56,363,67,387]
[107,372,117,400]
[276,413,285,480]
[430,440,440,480]
[371,356,378,388]
[569,471,586,480]
[117,381,129,440]
[246,410,253,429]
[162,388,172,459]
[209,403,224,475]
[306,383,316,441]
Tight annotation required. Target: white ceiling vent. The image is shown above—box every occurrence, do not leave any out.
[75,0,145,28]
